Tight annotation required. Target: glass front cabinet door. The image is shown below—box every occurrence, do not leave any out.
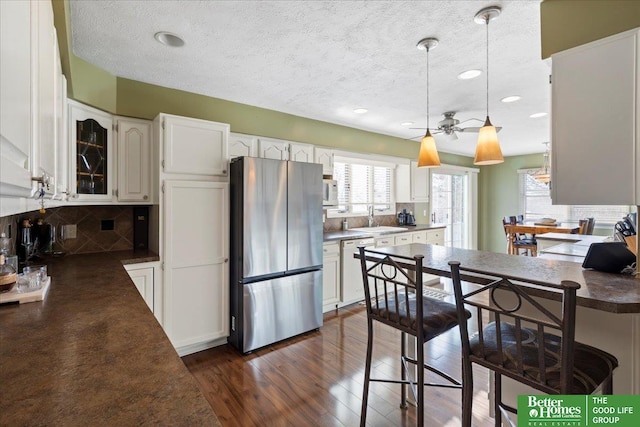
[68,100,113,201]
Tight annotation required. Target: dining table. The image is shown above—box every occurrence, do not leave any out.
[504,222,579,255]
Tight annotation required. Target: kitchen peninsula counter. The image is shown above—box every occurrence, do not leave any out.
[0,252,221,426]
[358,244,640,394]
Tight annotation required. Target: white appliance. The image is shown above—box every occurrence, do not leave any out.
[323,179,338,206]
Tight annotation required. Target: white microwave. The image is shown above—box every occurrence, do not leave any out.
[323,179,338,206]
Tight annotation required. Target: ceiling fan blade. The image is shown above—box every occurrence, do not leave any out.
[457,117,484,126]
[458,126,503,133]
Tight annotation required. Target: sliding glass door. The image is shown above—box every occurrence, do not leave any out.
[431,169,474,248]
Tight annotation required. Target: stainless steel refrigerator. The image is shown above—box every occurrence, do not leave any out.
[228,157,323,353]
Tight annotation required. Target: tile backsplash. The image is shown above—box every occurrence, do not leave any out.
[0,205,137,256]
[324,203,416,232]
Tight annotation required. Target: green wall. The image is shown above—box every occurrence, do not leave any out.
[540,0,640,58]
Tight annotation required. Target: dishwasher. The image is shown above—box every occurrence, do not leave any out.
[341,238,375,305]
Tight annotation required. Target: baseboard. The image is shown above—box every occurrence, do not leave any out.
[176,336,228,357]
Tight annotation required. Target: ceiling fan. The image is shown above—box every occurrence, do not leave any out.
[409,111,502,141]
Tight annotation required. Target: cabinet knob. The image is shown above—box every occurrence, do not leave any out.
[224,258,229,263]
[222,170,227,174]
[143,195,148,200]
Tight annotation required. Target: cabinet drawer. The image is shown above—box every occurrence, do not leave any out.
[375,237,395,247]
[412,231,428,243]
[394,234,412,246]
[322,242,340,257]
[426,229,445,245]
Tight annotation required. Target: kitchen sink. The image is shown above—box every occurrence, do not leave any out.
[349,226,408,233]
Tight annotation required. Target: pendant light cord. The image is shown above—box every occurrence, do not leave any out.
[426,47,430,130]
[485,18,489,118]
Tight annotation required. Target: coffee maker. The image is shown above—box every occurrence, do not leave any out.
[17,218,52,264]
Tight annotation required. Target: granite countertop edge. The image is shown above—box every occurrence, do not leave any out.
[323,223,446,242]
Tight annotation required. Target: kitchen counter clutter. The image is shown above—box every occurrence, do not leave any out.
[0,251,221,426]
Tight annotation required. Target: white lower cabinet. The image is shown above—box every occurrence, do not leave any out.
[340,238,374,305]
[162,180,229,356]
[426,228,445,245]
[322,242,340,312]
[124,262,157,314]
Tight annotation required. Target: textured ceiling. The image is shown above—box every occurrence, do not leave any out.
[70,0,550,157]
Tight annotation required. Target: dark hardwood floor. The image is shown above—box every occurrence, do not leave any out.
[183,282,495,426]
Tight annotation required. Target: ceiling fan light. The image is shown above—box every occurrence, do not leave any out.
[474,116,504,165]
[418,131,441,167]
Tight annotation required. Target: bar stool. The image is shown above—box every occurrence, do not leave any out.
[357,247,469,426]
[448,261,618,427]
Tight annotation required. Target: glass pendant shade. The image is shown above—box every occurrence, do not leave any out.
[418,130,440,167]
[532,143,551,184]
[473,116,504,165]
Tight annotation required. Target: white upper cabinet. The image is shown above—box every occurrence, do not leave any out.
[314,147,334,175]
[395,161,429,202]
[228,133,257,160]
[551,28,639,205]
[116,117,151,203]
[68,100,114,202]
[32,0,57,191]
[0,0,33,197]
[289,142,314,163]
[160,114,229,176]
[258,137,289,160]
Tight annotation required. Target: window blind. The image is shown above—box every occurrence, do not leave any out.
[332,160,393,214]
[518,170,630,225]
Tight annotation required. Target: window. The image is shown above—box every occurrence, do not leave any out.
[518,171,631,226]
[330,157,394,216]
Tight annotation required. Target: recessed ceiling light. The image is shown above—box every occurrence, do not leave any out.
[154,31,185,47]
[401,122,414,126]
[457,69,482,80]
[501,95,521,103]
[353,108,368,114]
[530,112,548,118]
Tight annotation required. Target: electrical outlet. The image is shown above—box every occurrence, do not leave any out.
[62,224,77,239]
[423,210,427,217]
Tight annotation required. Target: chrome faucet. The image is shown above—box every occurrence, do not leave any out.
[368,205,375,227]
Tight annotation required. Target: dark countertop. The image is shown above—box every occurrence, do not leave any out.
[0,252,220,426]
[360,244,640,314]
[323,223,446,242]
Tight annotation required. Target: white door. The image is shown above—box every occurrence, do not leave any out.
[163,180,229,353]
[116,117,151,202]
[228,133,257,159]
[162,114,229,176]
[431,169,474,249]
[258,138,289,160]
[289,142,314,163]
[314,148,334,175]
[68,101,114,202]
[0,0,33,197]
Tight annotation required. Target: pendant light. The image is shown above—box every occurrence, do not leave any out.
[416,37,440,167]
[473,6,504,165]
[531,142,551,184]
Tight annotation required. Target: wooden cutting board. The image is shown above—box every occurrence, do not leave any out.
[0,276,51,304]
[624,235,637,256]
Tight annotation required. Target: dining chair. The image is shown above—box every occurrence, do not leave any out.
[357,247,469,426]
[448,261,618,427]
[502,217,537,256]
[578,219,589,234]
